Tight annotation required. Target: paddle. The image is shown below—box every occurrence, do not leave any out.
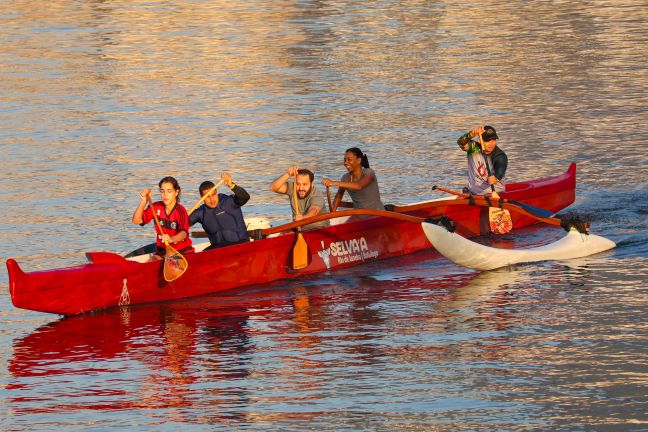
[146,194,189,282]
[432,184,556,220]
[325,184,353,210]
[428,189,545,222]
[326,185,333,212]
[476,132,512,234]
[187,179,225,214]
[290,174,310,270]
[125,180,225,258]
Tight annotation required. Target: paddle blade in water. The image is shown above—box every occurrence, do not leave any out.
[290,232,310,270]
[163,244,188,282]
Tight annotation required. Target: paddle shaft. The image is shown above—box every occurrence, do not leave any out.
[146,195,170,247]
[477,131,498,194]
[146,195,189,281]
[292,174,301,218]
[187,179,225,215]
[326,186,333,213]
[262,208,430,236]
[432,186,563,228]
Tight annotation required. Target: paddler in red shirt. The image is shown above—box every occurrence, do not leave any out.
[132,176,194,260]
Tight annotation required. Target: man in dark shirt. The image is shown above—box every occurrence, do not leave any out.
[189,173,250,249]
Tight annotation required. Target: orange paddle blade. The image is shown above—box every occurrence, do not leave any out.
[290,173,310,270]
[163,243,188,282]
[489,207,513,234]
[488,192,513,234]
[291,232,310,270]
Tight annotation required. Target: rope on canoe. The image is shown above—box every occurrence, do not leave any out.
[119,278,131,306]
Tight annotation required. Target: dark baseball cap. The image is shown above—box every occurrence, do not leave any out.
[482,125,498,141]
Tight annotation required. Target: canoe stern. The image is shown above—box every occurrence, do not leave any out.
[7,258,25,304]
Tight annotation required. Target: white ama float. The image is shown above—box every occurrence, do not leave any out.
[421,223,616,271]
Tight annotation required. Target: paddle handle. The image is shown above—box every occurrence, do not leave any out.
[187,179,225,215]
[476,131,498,196]
[326,185,333,212]
[292,174,301,217]
[146,195,169,247]
[483,160,499,197]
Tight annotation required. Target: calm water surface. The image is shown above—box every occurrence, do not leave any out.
[1,1,647,430]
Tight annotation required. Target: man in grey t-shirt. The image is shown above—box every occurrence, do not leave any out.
[456,125,507,195]
[269,166,330,231]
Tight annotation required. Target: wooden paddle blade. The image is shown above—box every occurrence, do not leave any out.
[290,232,310,271]
[163,244,188,282]
[489,207,513,234]
[488,191,513,234]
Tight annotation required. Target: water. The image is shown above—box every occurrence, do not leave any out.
[1,1,647,430]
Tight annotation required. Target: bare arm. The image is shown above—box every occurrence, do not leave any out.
[457,125,485,151]
[132,189,151,225]
[302,204,322,219]
[331,187,345,212]
[163,231,187,244]
[269,166,299,194]
[322,171,375,191]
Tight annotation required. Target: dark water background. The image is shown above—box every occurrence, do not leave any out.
[1,1,647,430]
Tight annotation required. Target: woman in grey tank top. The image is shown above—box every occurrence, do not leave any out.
[322,147,385,211]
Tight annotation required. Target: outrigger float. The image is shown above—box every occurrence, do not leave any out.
[6,163,615,316]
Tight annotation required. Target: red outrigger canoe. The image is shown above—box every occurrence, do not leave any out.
[6,164,577,316]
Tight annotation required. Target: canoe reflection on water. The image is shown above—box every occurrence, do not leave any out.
[7,255,589,418]
[7,292,258,417]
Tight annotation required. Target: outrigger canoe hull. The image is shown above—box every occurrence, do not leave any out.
[7,164,577,316]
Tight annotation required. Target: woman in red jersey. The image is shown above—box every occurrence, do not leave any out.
[132,176,194,260]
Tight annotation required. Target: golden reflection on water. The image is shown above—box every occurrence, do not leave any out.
[4,1,646,216]
[1,0,647,429]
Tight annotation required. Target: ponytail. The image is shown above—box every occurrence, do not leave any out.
[346,147,370,168]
